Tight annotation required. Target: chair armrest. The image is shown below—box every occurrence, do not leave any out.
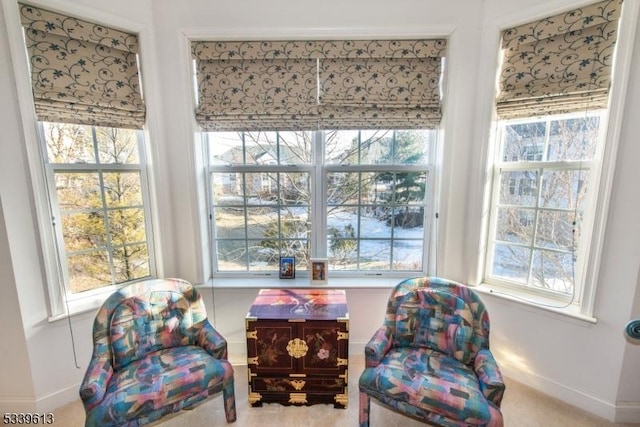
[196,322,228,360]
[364,326,393,367]
[474,348,506,407]
[79,354,113,411]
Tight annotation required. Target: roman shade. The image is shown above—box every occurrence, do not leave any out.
[19,4,146,129]
[496,0,623,120]
[192,39,446,131]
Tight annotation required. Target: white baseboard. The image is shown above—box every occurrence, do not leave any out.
[499,364,620,422]
[0,396,36,413]
[613,401,640,423]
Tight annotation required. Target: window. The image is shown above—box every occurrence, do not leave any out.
[14,4,154,312]
[193,38,446,278]
[205,129,434,276]
[486,114,601,298]
[485,0,625,310]
[41,122,154,295]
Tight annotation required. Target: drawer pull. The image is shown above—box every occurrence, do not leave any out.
[286,338,309,358]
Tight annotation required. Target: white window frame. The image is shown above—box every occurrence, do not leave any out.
[40,123,158,308]
[204,129,437,279]
[484,112,602,308]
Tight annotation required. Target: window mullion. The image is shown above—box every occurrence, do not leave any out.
[313,130,327,258]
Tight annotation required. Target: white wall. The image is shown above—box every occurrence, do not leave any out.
[0,0,639,421]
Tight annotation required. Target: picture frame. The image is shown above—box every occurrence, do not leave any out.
[279,256,296,279]
[309,258,328,285]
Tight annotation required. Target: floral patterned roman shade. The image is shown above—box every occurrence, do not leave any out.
[19,4,145,129]
[191,39,446,131]
[496,0,623,120]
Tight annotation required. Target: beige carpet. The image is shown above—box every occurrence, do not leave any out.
[54,355,638,427]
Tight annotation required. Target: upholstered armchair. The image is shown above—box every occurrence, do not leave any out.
[358,277,505,427]
[80,278,236,427]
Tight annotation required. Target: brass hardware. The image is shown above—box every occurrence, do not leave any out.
[288,318,306,322]
[286,338,309,358]
[289,393,308,404]
[248,391,262,405]
[337,331,349,340]
[246,330,257,339]
[336,358,348,367]
[247,356,259,365]
[289,379,306,391]
[334,393,348,407]
[289,373,307,378]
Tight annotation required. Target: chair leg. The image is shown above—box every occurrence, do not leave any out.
[359,391,370,427]
[223,378,236,422]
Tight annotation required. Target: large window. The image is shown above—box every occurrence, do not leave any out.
[13,4,154,312]
[486,0,625,310]
[206,129,434,276]
[42,122,154,295]
[486,114,601,300]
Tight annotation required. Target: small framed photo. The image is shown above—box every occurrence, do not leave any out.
[279,256,296,279]
[309,258,328,285]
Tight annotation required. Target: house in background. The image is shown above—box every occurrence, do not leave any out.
[1,0,639,423]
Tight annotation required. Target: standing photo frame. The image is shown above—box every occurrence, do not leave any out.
[279,256,296,279]
[309,258,328,285]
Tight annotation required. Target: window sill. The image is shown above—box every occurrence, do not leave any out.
[200,276,405,290]
[48,286,119,322]
[473,282,597,324]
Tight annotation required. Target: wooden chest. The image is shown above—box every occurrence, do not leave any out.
[245,288,349,408]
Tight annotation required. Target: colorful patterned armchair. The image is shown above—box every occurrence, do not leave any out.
[80,278,236,427]
[358,277,505,427]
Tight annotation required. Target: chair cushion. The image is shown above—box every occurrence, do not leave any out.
[85,346,233,427]
[359,347,491,424]
[396,288,474,364]
[109,291,194,370]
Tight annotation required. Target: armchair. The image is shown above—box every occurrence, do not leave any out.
[80,278,236,426]
[359,277,505,426]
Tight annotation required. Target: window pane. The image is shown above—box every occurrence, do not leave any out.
[62,212,107,251]
[359,239,391,270]
[113,244,150,283]
[501,122,546,162]
[531,249,574,293]
[96,127,140,164]
[495,207,534,245]
[244,132,278,165]
[215,207,246,239]
[499,170,538,206]
[280,240,309,270]
[248,240,276,270]
[327,207,359,235]
[212,173,243,205]
[245,172,278,204]
[280,172,310,204]
[43,122,95,163]
[108,208,146,246]
[539,169,589,210]
[393,240,423,270]
[278,131,312,164]
[548,117,599,161]
[491,243,530,283]
[535,210,577,251]
[104,172,143,207]
[55,172,102,210]
[216,240,248,271]
[325,129,429,165]
[67,251,111,293]
[209,132,244,165]
[327,172,359,205]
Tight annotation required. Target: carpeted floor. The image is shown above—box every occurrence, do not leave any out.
[55,355,638,427]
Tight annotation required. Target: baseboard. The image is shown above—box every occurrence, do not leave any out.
[0,396,36,413]
[499,364,619,421]
[613,401,640,423]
